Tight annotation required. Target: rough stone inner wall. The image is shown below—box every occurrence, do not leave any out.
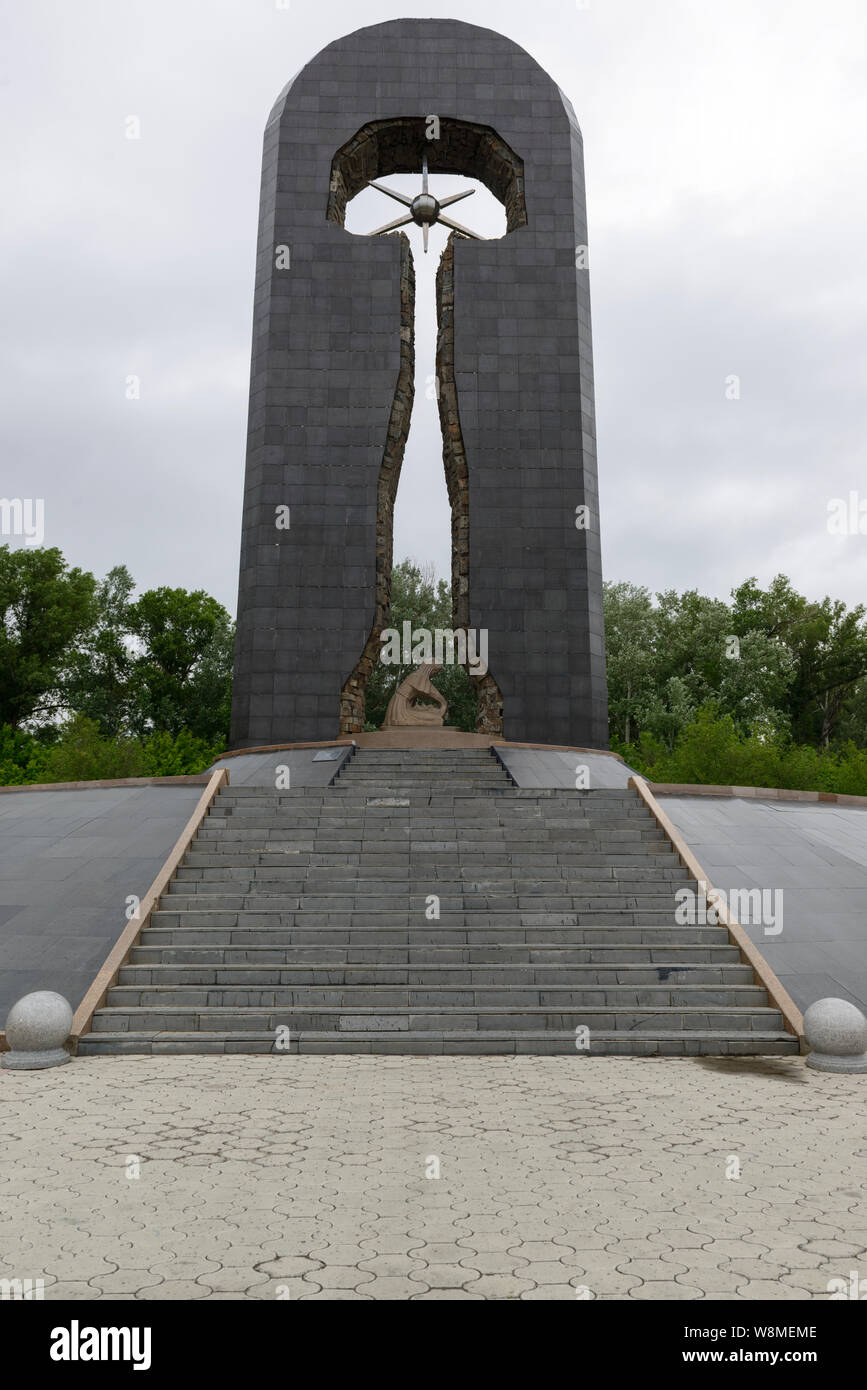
[339,235,414,734]
[327,118,527,233]
[333,117,523,734]
[436,236,504,736]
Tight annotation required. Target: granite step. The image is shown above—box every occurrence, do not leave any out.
[142,917,737,944]
[105,984,768,1009]
[128,944,745,966]
[77,1028,799,1057]
[89,1003,787,1034]
[82,751,788,1056]
[117,962,756,986]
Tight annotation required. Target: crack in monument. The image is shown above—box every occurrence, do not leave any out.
[332,117,522,733]
[436,235,504,736]
[326,117,527,234]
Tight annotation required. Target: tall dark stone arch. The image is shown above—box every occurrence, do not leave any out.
[230,17,609,749]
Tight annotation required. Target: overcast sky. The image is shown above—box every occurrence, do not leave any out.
[2,0,866,617]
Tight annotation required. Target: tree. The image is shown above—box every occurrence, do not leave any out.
[65,565,136,736]
[604,581,793,748]
[652,588,733,709]
[732,576,867,746]
[636,675,697,752]
[602,581,658,744]
[127,587,234,741]
[0,546,95,728]
[715,628,794,740]
[803,598,867,747]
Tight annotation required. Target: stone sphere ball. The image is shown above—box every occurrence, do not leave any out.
[5,991,73,1053]
[803,997,867,1056]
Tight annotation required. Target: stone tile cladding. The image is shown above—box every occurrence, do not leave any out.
[230,18,608,749]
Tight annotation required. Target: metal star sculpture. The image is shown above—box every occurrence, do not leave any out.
[367,152,481,252]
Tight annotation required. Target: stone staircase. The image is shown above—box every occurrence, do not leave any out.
[79,748,798,1056]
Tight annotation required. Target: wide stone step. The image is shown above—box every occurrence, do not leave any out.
[145,914,731,943]
[171,873,684,895]
[183,852,687,875]
[193,842,676,864]
[171,892,687,917]
[161,898,691,922]
[204,806,650,811]
[106,986,768,1012]
[213,795,647,811]
[89,1003,785,1033]
[205,820,663,838]
[183,860,690,885]
[189,849,677,867]
[162,890,688,915]
[334,773,510,779]
[117,962,755,986]
[330,788,517,798]
[204,814,658,829]
[78,1027,798,1056]
[218,787,636,800]
[208,821,657,836]
[130,942,743,965]
[172,883,683,912]
[198,836,668,853]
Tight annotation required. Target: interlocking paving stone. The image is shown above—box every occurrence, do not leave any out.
[1,1054,864,1300]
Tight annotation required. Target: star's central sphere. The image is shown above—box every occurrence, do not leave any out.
[411,193,440,225]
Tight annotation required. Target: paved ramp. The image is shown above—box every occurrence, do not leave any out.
[658,795,867,1016]
[0,785,205,1020]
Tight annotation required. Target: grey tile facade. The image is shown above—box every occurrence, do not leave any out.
[231,18,609,749]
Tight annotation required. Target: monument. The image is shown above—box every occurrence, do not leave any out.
[230,18,608,750]
[382,664,449,729]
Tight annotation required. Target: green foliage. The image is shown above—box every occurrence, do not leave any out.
[0,545,232,784]
[730,576,867,746]
[65,565,137,736]
[140,728,225,776]
[127,586,234,741]
[0,547,234,747]
[618,706,867,796]
[364,559,478,732]
[605,574,867,752]
[0,716,224,785]
[39,715,147,782]
[0,723,51,785]
[0,546,96,728]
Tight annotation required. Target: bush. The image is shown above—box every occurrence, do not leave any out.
[40,716,146,782]
[0,718,223,785]
[0,725,51,785]
[141,729,224,776]
[617,705,867,796]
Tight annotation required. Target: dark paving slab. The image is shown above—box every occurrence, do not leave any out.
[659,795,867,1016]
[210,747,351,787]
[0,786,204,1021]
[498,748,634,789]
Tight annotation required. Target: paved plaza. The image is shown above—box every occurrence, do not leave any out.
[2,1055,865,1300]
